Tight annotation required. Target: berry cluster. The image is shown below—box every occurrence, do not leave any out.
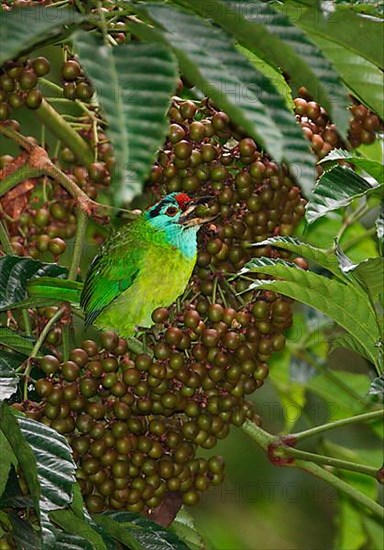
[61,58,94,102]
[0,157,111,259]
[150,98,305,272]
[11,97,303,515]
[21,332,228,513]
[0,56,49,119]
[294,87,382,173]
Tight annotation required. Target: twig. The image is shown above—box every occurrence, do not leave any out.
[242,420,384,520]
[23,306,66,400]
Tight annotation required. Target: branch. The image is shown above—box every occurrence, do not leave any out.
[23,305,67,400]
[35,99,94,166]
[0,165,43,197]
[290,409,384,443]
[0,124,140,221]
[242,420,384,521]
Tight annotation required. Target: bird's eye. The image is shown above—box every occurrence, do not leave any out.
[165,206,178,217]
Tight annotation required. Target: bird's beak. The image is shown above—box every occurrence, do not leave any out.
[179,196,216,227]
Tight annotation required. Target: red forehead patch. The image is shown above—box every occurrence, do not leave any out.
[175,193,192,210]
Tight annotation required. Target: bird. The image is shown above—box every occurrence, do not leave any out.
[80,192,213,338]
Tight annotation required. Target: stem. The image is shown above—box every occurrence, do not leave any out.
[242,421,384,521]
[0,124,34,150]
[0,165,43,196]
[282,447,380,479]
[335,202,370,243]
[291,409,384,442]
[35,99,94,165]
[68,209,88,280]
[42,161,97,214]
[23,307,65,400]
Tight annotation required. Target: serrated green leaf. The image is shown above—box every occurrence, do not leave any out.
[181,0,349,134]
[235,44,316,197]
[17,416,76,511]
[0,432,16,501]
[50,509,108,550]
[0,328,37,357]
[74,32,178,204]
[306,165,383,224]
[0,351,20,402]
[0,404,41,515]
[101,511,191,550]
[369,375,384,396]
[171,507,206,550]
[55,529,95,550]
[335,250,384,305]
[319,148,383,182]
[376,202,384,256]
[8,513,42,550]
[289,1,384,68]
[330,332,372,363]
[0,7,82,65]
[307,34,384,118]
[241,258,380,365]
[92,515,144,550]
[0,256,67,311]
[252,236,343,278]
[235,45,295,111]
[143,4,284,162]
[27,277,82,306]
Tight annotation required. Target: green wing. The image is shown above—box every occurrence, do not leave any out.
[80,226,142,327]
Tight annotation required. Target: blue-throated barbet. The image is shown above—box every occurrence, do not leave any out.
[80,193,213,337]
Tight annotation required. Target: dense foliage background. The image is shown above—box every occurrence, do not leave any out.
[0,1,383,549]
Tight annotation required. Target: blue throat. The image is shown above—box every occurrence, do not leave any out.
[145,213,199,259]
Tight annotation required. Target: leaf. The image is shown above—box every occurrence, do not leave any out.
[0,405,77,548]
[27,277,82,306]
[91,515,143,550]
[290,2,383,68]
[305,165,383,224]
[335,249,384,305]
[330,332,372,364]
[0,7,82,65]
[181,0,349,134]
[55,529,95,550]
[0,432,16,500]
[0,350,20,402]
[142,4,284,162]
[252,236,343,278]
[171,507,206,550]
[100,511,191,550]
[0,404,41,515]
[296,215,378,263]
[0,256,67,311]
[241,257,380,365]
[369,375,384,396]
[0,328,37,356]
[319,148,383,182]
[376,202,384,256]
[235,44,316,197]
[50,510,108,550]
[307,34,384,118]
[235,45,295,111]
[8,513,42,550]
[17,416,76,512]
[74,32,178,204]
